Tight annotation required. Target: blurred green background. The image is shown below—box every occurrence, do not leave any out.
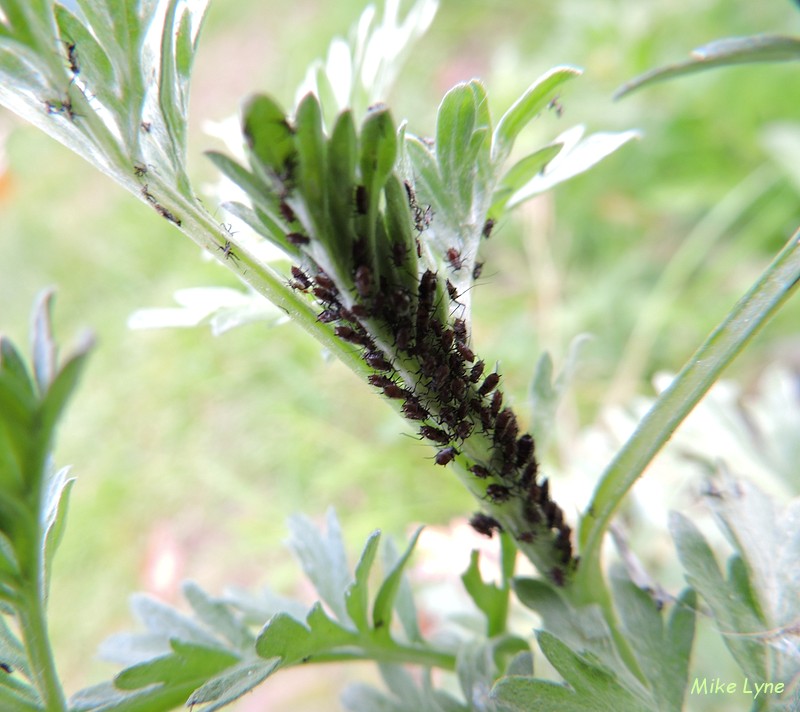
[0,1,798,710]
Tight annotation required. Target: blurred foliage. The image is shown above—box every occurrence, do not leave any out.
[0,0,798,708]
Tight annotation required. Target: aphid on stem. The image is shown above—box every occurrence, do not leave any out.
[402,399,429,421]
[314,271,335,291]
[290,266,312,291]
[154,204,182,226]
[469,513,502,538]
[354,185,368,215]
[419,425,449,445]
[434,446,457,466]
[364,351,392,371]
[140,184,156,204]
[317,309,339,323]
[469,360,485,383]
[354,265,372,298]
[61,39,79,75]
[486,483,511,503]
[478,372,500,396]
[280,200,297,224]
[286,232,310,246]
[368,374,396,389]
[446,247,463,271]
[217,240,239,262]
[469,464,491,479]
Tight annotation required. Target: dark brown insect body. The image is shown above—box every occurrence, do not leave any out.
[446,248,463,271]
[63,40,79,74]
[354,265,372,298]
[290,266,312,290]
[364,351,392,371]
[435,447,457,466]
[286,232,310,246]
[469,464,491,479]
[419,425,449,445]
[486,484,511,503]
[478,372,500,396]
[154,204,181,226]
[469,513,502,538]
[355,185,368,215]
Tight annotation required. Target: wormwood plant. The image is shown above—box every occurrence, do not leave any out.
[0,1,799,711]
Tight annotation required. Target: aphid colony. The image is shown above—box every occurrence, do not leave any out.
[244,94,575,584]
[287,202,574,583]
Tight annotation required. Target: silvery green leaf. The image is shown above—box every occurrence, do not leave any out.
[529,334,592,452]
[184,659,280,711]
[286,509,352,624]
[127,287,287,334]
[492,66,582,166]
[616,35,800,99]
[42,465,74,596]
[492,631,648,712]
[506,126,640,208]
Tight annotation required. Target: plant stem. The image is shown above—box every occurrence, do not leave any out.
[578,226,800,583]
[574,227,800,673]
[17,581,67,712]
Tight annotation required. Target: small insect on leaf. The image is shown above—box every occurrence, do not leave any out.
[63,40,79,74]
[286,232,310,245]
[354,265,372,298]
[280,200,297,224]
[355,185,368,215]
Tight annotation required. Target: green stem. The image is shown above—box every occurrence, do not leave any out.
[489,533,517,637]
[574,227,800,666]
[17,582,67,712]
